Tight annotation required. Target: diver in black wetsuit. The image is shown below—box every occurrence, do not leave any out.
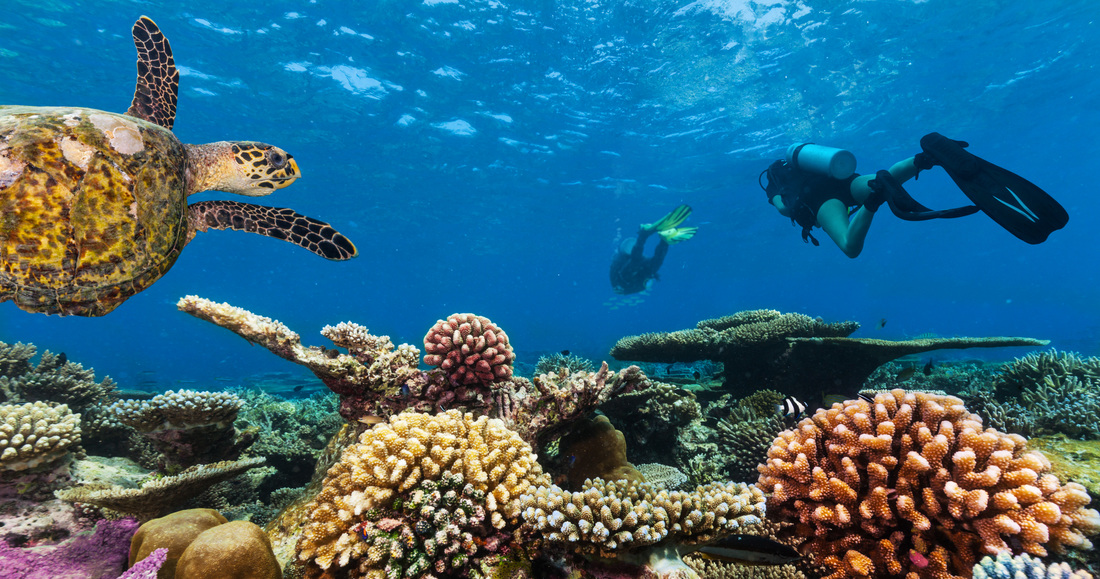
[609,204,696,295]
[761,135,1067,257]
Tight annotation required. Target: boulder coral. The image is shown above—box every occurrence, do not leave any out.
[129,509,280,579]
[757,389,1100,579]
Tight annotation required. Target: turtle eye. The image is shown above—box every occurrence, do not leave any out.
[265,149,287,169]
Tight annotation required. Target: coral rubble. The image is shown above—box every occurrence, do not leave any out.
[758,389,1100,579]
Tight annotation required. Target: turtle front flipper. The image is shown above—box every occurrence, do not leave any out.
[126,16,179,129]
[187,201,357,260]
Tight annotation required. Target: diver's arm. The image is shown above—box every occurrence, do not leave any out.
[770,195,792,218]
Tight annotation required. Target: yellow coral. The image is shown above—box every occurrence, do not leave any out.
[296,410,549,576]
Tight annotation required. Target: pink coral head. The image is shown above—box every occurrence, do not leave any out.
[909,550,929,568]
[423,313,515,387]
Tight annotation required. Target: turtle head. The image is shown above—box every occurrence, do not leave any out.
[226,142,300,196]
[185,141,301,196]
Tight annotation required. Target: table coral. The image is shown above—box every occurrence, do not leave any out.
[610,309,1048,396]
[423,313,515,386]
[295,410,549,579]
[109,390,253,470]
[0,401,81,473]
[757,389,1100,579]
[56,456,267,519]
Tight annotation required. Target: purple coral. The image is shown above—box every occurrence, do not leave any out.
[116,548,166,579]
[0,518,138,579]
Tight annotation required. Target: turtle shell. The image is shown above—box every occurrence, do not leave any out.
[0,105,188,316]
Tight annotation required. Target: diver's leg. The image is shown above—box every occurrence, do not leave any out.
[817,199,874,258]
[850,158,920,202]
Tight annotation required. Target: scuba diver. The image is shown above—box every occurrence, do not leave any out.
[610,204,697,294]
[760,133,1069,257]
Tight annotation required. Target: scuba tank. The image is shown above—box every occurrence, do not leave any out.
[786,143,856,180]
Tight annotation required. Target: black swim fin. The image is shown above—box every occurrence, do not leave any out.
[869,170,979,221]
[919,132,1068,244]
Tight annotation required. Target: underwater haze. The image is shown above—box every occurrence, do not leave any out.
[1,0,1098,390]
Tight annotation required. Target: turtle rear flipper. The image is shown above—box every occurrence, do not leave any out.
[187,201,358,260]
[126,16,179,129]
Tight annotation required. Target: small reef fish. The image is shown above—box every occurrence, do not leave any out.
[560,349,570,356]
[896,366,917,381]
[875,318,887,330]
[58,352,67,364]
[777,396,807,419]
[821,393,849,408]
[922,359,935,376]
[358,415,385,425]
[857,392,875,404]
[692,534,802,565]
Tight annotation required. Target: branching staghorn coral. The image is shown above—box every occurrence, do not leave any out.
[757,389,1100,579]
[0,341,116,410]
[295,410,549,579]
[995,350,1100,397]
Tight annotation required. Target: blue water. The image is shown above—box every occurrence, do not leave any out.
[1,1,1098,390]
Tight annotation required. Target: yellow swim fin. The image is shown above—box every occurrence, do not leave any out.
[641,204,692,233]
[659,226,697,244]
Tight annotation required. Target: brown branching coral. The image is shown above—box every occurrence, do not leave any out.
[757,389,1100,579]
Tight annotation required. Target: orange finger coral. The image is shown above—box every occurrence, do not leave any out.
[757,389,1100,579]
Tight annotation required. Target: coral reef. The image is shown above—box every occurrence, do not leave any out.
[0,401,81,474]
[0,517,138,579]
[129,508,227,579]
[715,407,785,483]
[423,313,515,386]
[973,551,1094,579]
[0,341,116,411]
[173,520,281,579]
[519,477,764,557]
[635,463,688,490]
[109,390,254,470]
[758,389,1100,579]
[556,415,644,489]
[178,296,526,423]
[961,351,1100,439]
[610,309,1048,396]
[294,410,549,578]
[56,456,267,519]
[534,352,594,377]
[494,362,652,449]
[118,547,167,579]
[232,389,342,493]
[598,379,702,465]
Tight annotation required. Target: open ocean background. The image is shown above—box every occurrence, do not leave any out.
[1,0,1098,393]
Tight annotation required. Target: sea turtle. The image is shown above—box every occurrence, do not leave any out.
[0,16,357,316]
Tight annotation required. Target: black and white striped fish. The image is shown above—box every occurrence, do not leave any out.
[777,396,807,418]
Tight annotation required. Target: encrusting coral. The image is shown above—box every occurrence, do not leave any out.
[109,390,255,470]
[0,401,81,473]
[423,313,515,386]
[294,410,550,579]
[757,389,1100,579]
